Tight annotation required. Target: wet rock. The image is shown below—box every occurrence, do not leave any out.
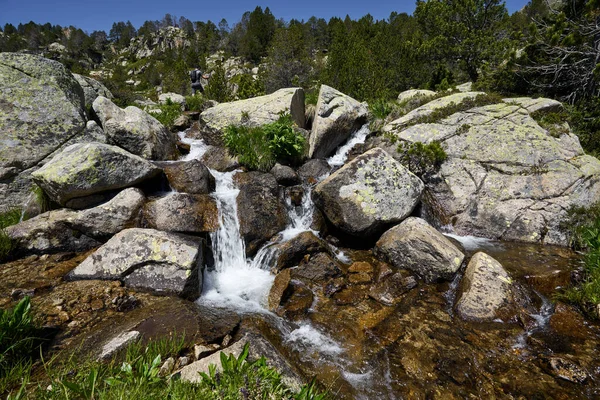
[272,231,330,273]
[374,217,464,282]
[7,188,145,255]
[549,303,590,340]
[270,163,300,186]
[293,252,341,286]
[201,145,239,172]
[298,159,330,184]
[200,87,305,132]
[286,186,304,207]
[313,148,424,237]
[177,332,302,390]
[280,283,314,319]
[69,228,204,300]
[334,286,368,306]
[545,357,588,383]
[143,193,218,233]
[309,85,368,158]
[92,96,178,160]
[73,73,113,108]
[455,252,515,321]
[0,53,86,209]
[31,143,161,206]
[172,114,191,131]
[155,159,215,194]
[235,172,289,256]
[369,271,418,306]
[99,330,140,360]
[268,269,292,311]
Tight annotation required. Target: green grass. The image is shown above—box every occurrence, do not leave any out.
[224,113,306,172]
[368,99,394,121]
[152,100,183,131]
[184,95,206,112]
[556,203,600,317]
[0,297,43,395]
[0,208,21,262]
[5,333,329,399]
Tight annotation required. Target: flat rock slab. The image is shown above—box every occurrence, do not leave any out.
[200,87,305,132]
[32,142,161,206]
[313,147,424,237]
[70,228,204,300]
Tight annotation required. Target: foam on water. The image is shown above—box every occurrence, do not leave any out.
[327,124,370,167]
[444,233,501,251]
[285,324,343,356]
[178,131,209,161]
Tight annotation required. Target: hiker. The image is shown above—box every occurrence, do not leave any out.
[190,68,209,95]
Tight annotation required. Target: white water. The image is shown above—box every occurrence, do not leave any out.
[512,292,554,351]
[178,131,209,161]
[327,124,370,167]
[285,324,344,358]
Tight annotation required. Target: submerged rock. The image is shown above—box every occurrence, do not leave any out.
[313,148,424,237]
[199,88,305,132]
[92,96,178,160]
[455,252,515,321]
[375,217,464,282]
[69,228,204,300]
[308,85,368,159]
[31,143,161,206]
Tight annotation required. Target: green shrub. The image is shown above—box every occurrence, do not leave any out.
[0,209,21,262]
[398,141,448,178]
[152,100,183,130]
[224,113,306,172]
[305,89,319,106]
[204,62,233,103]
[185,95,206,112]
[0,297,43,393]
[231,73,265,100]
[557,203,600,317]
[369,99,394,120]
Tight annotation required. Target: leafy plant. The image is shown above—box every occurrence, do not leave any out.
[0,208,20,263]
[185,94,207,112]
[398,140,448,178]
[152,101,183,130]
[224,113,306,171]
[369,99,394,120]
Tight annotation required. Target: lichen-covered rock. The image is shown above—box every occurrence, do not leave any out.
[7,188,145,255]
[143,193,219,233]
[73,73,113,108]
[31,143,161,206]
[313,148,424,237]
[505,97,563,114]
[397,89,436,104]
[384,91,485,132]
[199,88,305,133]
[92,96,178,160]
[308,85,368,158]
[0,53,86,209]
[84,121,107,143]
[158,92,185,109]
[385,98,600,246]
[235,172,289,255]
[69,228,204,300]
[455,252,514,321]
[375,217,464,282]
[155,159,215,194]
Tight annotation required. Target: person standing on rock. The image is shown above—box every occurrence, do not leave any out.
[190,67,209,95]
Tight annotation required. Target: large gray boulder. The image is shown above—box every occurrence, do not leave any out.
[456,252,515,321]
[375,217,464,282]
[92,96,178,160]
[384,91,485,132]
[384,97,600,246]
[235,172,289,255]
[0,53,86,209]
[7,188,145,255]
[397,89,436,105]
[199,88,305,132]
[70,228,204,300]
[313,148,424,237]
[31,143,161,206]
[73,73,113,108]
[143,193,219,233]
[308,85,368,158]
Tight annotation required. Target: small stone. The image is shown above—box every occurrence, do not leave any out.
[177,356,190,368]
[222,334,232,347]
[52,298,65,307]
[159,357,176,377]
[194,344,220,360]
[348,261,374,274]
[348,272,373,284]
[99,331,141,360]
[90,299,104,311]
[58,311,70,323]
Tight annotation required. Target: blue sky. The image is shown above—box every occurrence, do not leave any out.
[0,0,531,34]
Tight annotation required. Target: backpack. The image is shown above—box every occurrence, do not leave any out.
[190,70,198,83]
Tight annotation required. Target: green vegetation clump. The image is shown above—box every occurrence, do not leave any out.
[0,297,43,394]
[3,330,328,399]
[369,99,394,121]
[556,203,600,317]
[530,110,571,138]
[184,95,206,112]
[224,113,306,172]
[230,73,265,100]
[398,141,448,178]
[151,99,183,130]
[408,93,505,127]
[0,209,21,262]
